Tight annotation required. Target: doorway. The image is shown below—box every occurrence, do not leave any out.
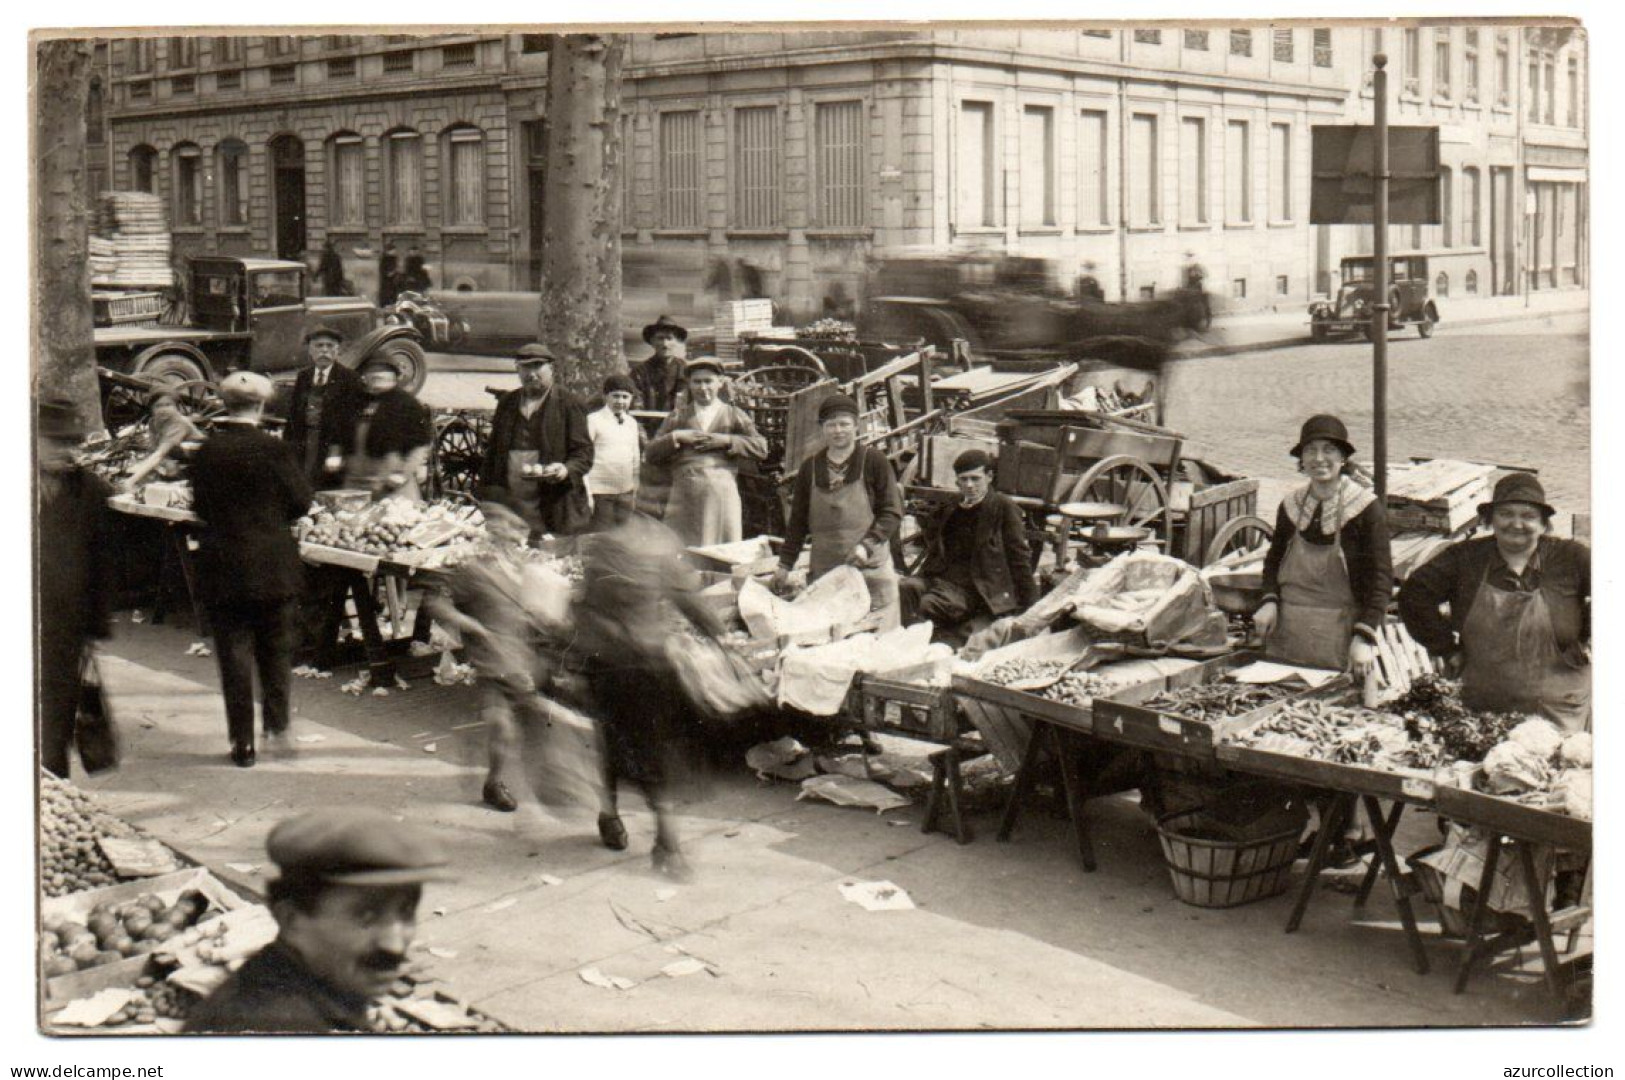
[270,134,306,260]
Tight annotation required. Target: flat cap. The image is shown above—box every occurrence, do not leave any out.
[953,448,995,474]
[303,322,346,345]
[817,393,860,422]
[514,343,557,366]
[683,356,725,378]
[267,808,456,886]
[218,371,276,406]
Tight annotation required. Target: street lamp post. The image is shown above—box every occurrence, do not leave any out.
[1372,54,1389,500]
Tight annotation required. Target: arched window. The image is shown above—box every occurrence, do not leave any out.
[1465,268,1479,295]
[172,142,203,226]
[442,124,485,225]
[128,144,157,193]
[1435,271,1449,298]
[217,139,249,227]
[327,131,366,228]
[384,128,423,226]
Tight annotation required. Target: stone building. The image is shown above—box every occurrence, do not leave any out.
[94,25,1586,323]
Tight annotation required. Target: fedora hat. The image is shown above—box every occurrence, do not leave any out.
[642,315,689,345]
[1290,414,1356,459]
[1478,472,1555,519]
[37,398,86,440]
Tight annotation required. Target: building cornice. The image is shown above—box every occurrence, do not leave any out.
[108,73,505,124]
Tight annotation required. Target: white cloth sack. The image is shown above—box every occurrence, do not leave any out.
[777,621,936,716]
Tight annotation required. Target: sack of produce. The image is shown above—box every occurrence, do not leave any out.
[1067,552,1212,649]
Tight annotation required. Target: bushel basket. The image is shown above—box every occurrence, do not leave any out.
[1154,782,1307,908]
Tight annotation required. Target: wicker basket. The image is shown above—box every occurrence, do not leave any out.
[730,365,831,462]
[1155,786,1307,908]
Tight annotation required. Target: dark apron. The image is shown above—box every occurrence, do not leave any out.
[1460,563,1591,733]
[302,380,329,478]
[504,406,544,531]
[808,458,899,631]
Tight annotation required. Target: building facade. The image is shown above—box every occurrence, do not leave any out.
[95,25,1586,322]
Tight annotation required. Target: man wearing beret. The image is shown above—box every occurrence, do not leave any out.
[902,449,1038,641]
[283,322,365,489]
[585,373,645,531]
[479,344,595,537]
[630,315,688,413]
[186,808,454,1033]
[190,372,314,768]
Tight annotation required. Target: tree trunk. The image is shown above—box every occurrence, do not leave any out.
[34,38,100,430]
[538,34,625,401]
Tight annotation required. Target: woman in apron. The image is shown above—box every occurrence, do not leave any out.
[644,357,768,547]
[340,354,432,501]
[1399,473,1590,731]
[773,393,904,630]
[1255,415,1392,678]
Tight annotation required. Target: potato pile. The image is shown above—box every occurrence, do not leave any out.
[41,778,143,897]
[40,890,209,977]
[980,657,1071,687]
[1040,671,1125,707]
[296,499,484,559]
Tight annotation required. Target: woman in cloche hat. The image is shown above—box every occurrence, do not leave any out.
[1255,415,1393,678]
[1399,473,1589,731]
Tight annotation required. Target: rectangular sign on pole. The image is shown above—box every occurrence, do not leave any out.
[1310,125,1441,225]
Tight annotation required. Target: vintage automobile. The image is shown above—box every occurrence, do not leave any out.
[94,256,432,396]
[1308,253,1441,341]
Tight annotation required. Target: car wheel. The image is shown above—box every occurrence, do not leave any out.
[1417,315,1435,339]
[375,339,428,396]
[138,352,208,387]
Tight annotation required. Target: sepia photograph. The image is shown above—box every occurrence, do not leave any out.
[20,6,1605,1069]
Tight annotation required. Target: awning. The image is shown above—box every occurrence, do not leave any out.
[1527,165,1588,184]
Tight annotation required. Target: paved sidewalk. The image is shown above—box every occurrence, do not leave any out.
[64,617,1580,1032]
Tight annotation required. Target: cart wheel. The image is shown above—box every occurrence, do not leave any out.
[433,411,491,495]
[1203,514,1273,568]
[173,379,225,423]
[758,345,829,379]
[1065,454,1172,539]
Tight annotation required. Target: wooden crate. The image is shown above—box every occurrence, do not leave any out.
[1372,617,1439,702]
[1385,459,1496,535]
[851,675,963,742]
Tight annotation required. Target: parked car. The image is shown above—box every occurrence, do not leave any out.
[1309,253,1441,341]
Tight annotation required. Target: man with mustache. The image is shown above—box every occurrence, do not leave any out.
[186,808,454,1033]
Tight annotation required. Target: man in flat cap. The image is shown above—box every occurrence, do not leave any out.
[186,808,454,1033]
[631,315,688,414]
[190,371,313,768]
[901,448,1038,642]
[284,322,365,489]
[479,344,594,538]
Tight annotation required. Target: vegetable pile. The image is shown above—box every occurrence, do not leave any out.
[40,890,211,977]
[1388,674,1523,766]
[980,657,1071,687]
[1143,682,1297,724]
[1040,671,1125,707]
[1228,700,1408,765]
[296,499,485,560]
[41,778,144,897]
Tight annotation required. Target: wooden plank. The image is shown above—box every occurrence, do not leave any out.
[1386,459,1492,503]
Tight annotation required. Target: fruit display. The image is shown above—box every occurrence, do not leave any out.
[296,498,485,560]
[1142,682,1297,724]
[40,890,211,976]
[104,976,196,1027]
[980,657,1072,687]
[41,777,146,897]
[1040,670,1127,707]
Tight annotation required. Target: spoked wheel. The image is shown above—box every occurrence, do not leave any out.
[172,379,225,424]
[1203,514,1273,568]
[1065,454,1172,541]
[432,411,491,495]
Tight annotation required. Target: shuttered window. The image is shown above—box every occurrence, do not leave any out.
[1021,105,1056,227]
[218,140,249,226]
[1270,122,1291,221]
[1313,28,1332,67]
[1273,28,1293,63]
[1179,117,1207,225]
[331,135,365,228]
[1080,109,1109,226]
[660,110,702,227]
[387,132,423,226]
[173,145,202,226]
[447,128,485,225]
[1129,113,1159,225]
[732,106,781,228]
[815,100,865,227]
[1226,120,1251,224]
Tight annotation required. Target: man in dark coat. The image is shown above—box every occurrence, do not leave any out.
[478,344,594,537]
[36,399,115,778]
[190,372,314,768]
[283,322,365,489]
[630,315,688,413]
[186,808,454,1033]
[901,449,1038,639]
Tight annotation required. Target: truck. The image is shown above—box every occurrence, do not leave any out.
[94,256,431,403]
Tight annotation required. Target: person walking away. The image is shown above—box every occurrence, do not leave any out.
[119,388,204,493]
[478,344,595,538]
[336,354,432,501]
[37,399,116,779]
[1254,415,1391,681]
[190,372,314,768]
[401,247,432,294]
[377,242,400,308]
[284,323,366,489]
[631,315,688,413]
[901,450,1038,643]
[1181,251,1212,329]
[186,808,454,1033]
[643,357,767,547]
[317,239,346,297]
[773,393,904,630]
[1398,473,1589,731]
[585,373,643,531]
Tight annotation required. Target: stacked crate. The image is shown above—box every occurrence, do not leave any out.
[1384,459,1498,535]
[713,299,774,362]
[92,192,173,289]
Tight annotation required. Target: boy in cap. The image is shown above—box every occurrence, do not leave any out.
[190,372,314,767]
[479,344,594,537]
[186,807,454,1033]
[284,322,365,488]
[585,372,644,531]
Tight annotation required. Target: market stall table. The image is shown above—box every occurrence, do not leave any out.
[106,494,208,631]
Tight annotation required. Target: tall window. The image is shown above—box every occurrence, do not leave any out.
[1434,29,1451,97]
[446,127,486,225]
[660,110,702,227]
[1313,28,1332,67]
[173,144,202,226]
[217,140,249,227]
[1021,105,1056,227]
[1403,28,1421,92]
[1496,32,1511,106]
[1463,166,1482,246]
[1568,57,1579,126]
[1179,117,1207,226]
[268,36,297,58]
[1080,109,1109,227]
[1226,120,1251,224]
[1184,30,1208,51]
[1527,56,1540,122]
[1464,30,1480,103]
[1440,165,1453,247]
[129,39,154,74]
[1129,113,1159,225]
[815,101,865,227]
[167,36,196,69]
[329,134,365,228]
[958,101,997,228]
[386,131,423,226]
[215,36,244,64]
[1543,56,1556,124]
[1270,122,1291,221]
[1230,29,1252,57]
[732,106,782,228]
[129,145,156,192]
[1273,28,1293,64]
